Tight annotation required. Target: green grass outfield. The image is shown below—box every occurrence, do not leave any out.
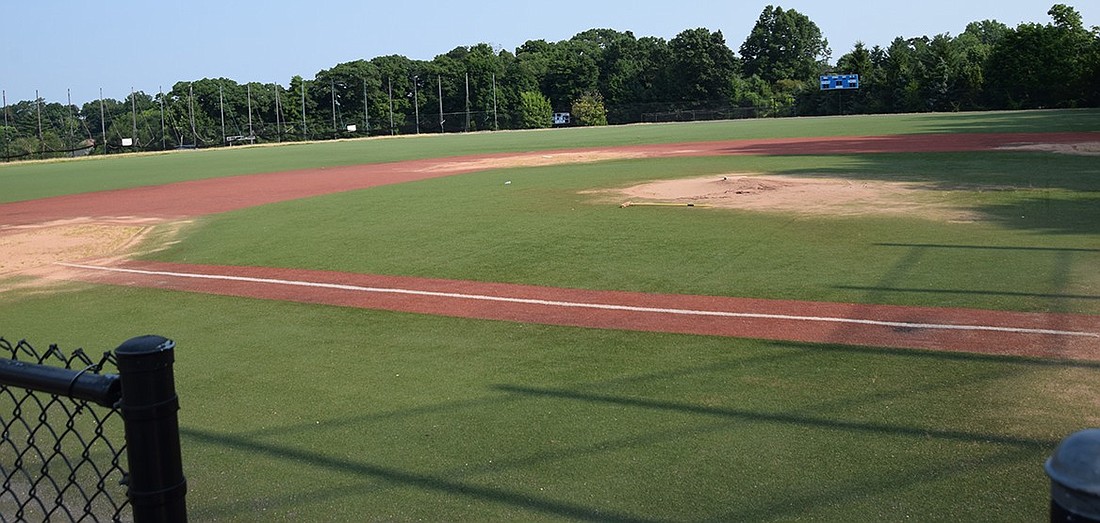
[2,108,1100,203]
[2,110,1099,521]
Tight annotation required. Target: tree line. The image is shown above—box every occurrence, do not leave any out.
[2,4,1097,160]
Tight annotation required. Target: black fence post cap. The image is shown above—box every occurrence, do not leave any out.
[115,335,174,356]
[1046,428,1100,520]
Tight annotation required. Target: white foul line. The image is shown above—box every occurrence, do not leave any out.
[60,263,1100,339]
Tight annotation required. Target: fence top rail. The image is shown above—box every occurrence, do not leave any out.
[0,337,121,407]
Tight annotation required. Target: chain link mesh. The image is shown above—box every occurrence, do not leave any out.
[0,337,131,522]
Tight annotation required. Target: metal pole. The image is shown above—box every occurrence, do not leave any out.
[115,335,188,523]
[247,83,254,139]
[363,78,369,136]
[301,80,307,141]
[2,89,7,161]
[492,73,498,131]
[131,87,138,149]
[99,88,108,154]
[438,75,444,134]
[67,89,75,154]
[36,90,43,156]
[465,72,470,132]
[388,77,394,135]
[159,86,166,150]
[188,84,197,147]
[219,84,226,145]
[0,358,118,407]
[331,78,337,139]
[413,75,419,134]
[274,82,282,142]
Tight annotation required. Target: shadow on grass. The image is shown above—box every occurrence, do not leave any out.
[785,338,1100,370]
[874,243,1100,253]
[917,109,1100,135]
[975,195,1100,236]
[493,385,1057,449]
[710,139,1100,236]
[716,446,1038,520]
[858,241,1099,318]
[179,338,1090,519]
[180,425,660,523]
[757,151,1100,193]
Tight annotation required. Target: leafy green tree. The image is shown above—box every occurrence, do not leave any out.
[316,60,383,136]
[0,125,16,156]
[986,5,1096,108]
[283,75,320,139]
[102,91,163,151]
[953,21,1009,109]
[541,40,600,109]
[569,29,645,108]
[371,55,418,134]
[518,91,552,128]
[630,36,674,102]
[740,6,829,84]
[880,37,929,112]
[571,91,608,126]
[731,74,773,108]
[449,43,507,131]
[668,28,739,104]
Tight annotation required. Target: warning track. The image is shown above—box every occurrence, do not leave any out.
[4,132,1099,360]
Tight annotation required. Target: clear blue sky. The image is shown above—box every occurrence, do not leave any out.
[1,0,1093,105]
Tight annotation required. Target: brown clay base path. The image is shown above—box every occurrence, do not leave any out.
[61,260,1100,361]
[3,132,1097,227]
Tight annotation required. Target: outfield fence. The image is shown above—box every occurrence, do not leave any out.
[1,80,787,162]
[0,335,186,522]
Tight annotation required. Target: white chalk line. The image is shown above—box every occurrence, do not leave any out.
[60,263,1100,339]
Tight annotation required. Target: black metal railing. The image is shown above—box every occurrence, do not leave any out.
[0,335,186,522]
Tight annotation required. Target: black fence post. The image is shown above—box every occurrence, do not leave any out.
[115,335,188,522]
[1046,428,1100,522]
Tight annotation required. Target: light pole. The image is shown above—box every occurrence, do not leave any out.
[387,77,394,135]
[413,75,420,135]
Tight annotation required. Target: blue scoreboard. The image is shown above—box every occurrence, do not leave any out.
[820,74,860,90]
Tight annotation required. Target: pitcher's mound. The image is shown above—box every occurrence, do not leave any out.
[609,174,974,220]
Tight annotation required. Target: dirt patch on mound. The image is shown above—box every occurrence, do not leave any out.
[998,142,1100,156]
[421,150,646,173]
[606,174,975,220]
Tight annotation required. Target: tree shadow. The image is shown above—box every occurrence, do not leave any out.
[975,194,1100,235]
[765,339,1100,370]
[178,336,1093,520]
[493,385,1056,449]
[707,132,1100,237]
[180,425,660,523]
[752,150,1100,193]
[916,109,1100,135]
[837,242,1100,306]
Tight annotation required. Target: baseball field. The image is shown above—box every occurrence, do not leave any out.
[2,109,1099,520]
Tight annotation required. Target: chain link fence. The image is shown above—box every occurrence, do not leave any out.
[0,336,186,522]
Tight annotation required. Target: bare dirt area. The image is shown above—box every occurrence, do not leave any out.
[0,218,187,293]
[419,150,646,173]
[608,174,974,220]
[998,142,1100,156]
